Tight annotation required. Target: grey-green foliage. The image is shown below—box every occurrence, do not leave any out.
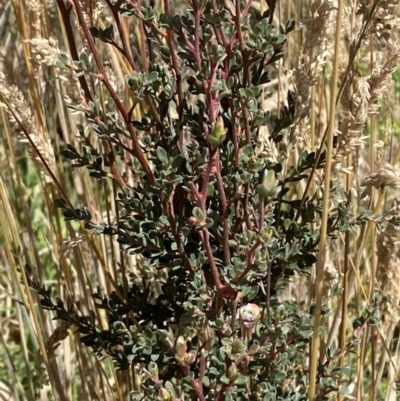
[28,0,395,400]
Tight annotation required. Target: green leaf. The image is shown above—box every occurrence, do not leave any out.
[89,27,99,38]
[147,71,159,83]
[206,183,214,196]
[240,286,252,298]
[156,147,169,164]
[273,370,287,381]
[247,286,259,301]
[234,374,248,385]
[205,218,214,228]
[285,19,296,34]
[54,199,68,208]
[60,149,79,160]
[103,25,114,40]
[172,15,182,30]
[171,155,184,168]
[192,207,205,221]
[160,48,171,62]
[221,338,232,346]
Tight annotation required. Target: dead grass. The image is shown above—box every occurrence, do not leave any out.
[0,0,400,400]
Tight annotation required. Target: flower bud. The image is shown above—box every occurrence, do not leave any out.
[256,169,279,199]
[207,116,227,147]
[231,339,245,356]
[176,336,187,359]
[248,343,260,355]
[228,364,239,381]
[148,361,159,379]
[159,388,172,400]
[188,216,201,227]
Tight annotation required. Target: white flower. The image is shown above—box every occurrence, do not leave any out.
[239,303,261,328]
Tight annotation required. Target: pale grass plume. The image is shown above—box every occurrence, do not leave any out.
[24,37,83,104]
[26,37,60,66]
[73,0,105,45]
[28,0,43,73]
[323,260,339,298]
[27,0,83,105]
[335,73,370,166]
[26,1,84,104]
[361,162,400,194]
[256,125,278,163]
[28,0,42,39]
[80,0,105,25]
[35,320,73,364]
[373,140,386,169]
[354,0,400,42]
[335,41,400,169]
[377,198,400,306]
[375,198,400,395]
[291,0,336,148]
[334,0,400,171]
[34,320,73,388]
[342,2,362,40]
[367,0,400,40]
[0,73,58,183]
[367,40,400,116]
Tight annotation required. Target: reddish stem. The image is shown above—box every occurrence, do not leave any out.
[235,199,265,282]
[56,0,93,102]
[70,0,155,184]
[200,230,224,290]
[215,151,231,267]
[192,0,203,69]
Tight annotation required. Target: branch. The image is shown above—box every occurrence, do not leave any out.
[234,199,265,282]
[215,151,231,267]
[104,0,138,71]
[70,0,155,183]
[192,0,203,69]
[56,0,93,102]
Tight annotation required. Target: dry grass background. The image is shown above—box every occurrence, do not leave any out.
[1,0,400,400]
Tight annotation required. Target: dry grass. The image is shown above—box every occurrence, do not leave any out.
[1,0,400,400]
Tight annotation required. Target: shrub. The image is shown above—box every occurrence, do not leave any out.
[2,0,400,400]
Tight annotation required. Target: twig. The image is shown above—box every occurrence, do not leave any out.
[215,151,231,267]
[70,0,155,183]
